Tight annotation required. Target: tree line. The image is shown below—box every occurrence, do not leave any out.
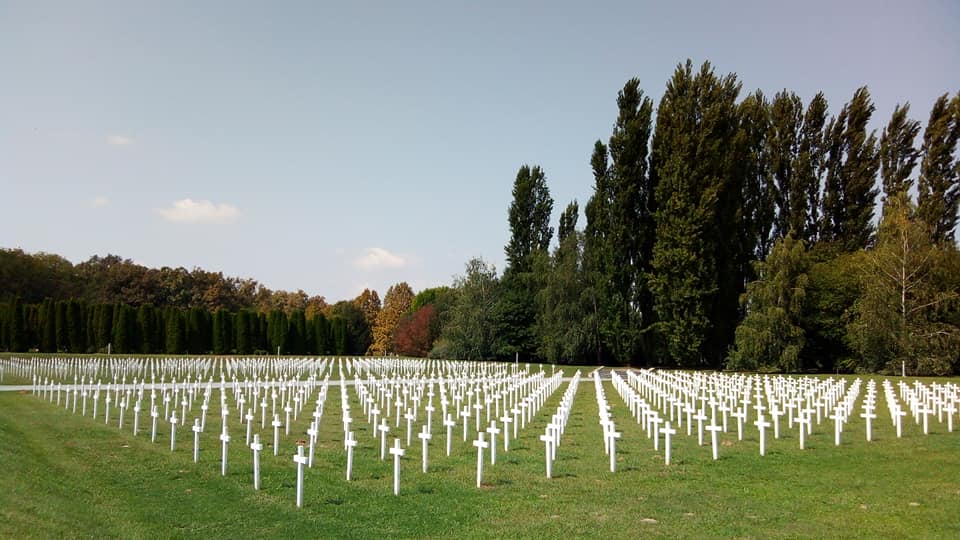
[3,60,958,375]
[432,60,959,375]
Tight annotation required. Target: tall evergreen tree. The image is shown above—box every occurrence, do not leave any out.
[165,307,185,354]
[39,299,56,352]
[137,303,159,354]
[55,300,68,351]
[917,92,960,245]
[820,86,880,251]
[8,298,25,352]
[212,308,232,355]
[288,310,307,354]
[267,309,288,355]
[112,303,136,353]
[879,103,921,200]
[649,60,743,368]
[310,312,332,355]
[235,309,252,355]
[68,300,85,353]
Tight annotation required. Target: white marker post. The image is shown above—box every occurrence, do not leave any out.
[150,405,160,443]
[444,415,456,456]
[251,434,263,490]
[170,412,180,451]
[192,418,202,462]
[220,425,231,476]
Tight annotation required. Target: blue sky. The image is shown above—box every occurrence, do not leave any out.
[2,1,958,302]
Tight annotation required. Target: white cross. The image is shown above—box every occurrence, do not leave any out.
[539,432,555,478]
[705,420,722,460]
[344,431,358,481]
[473,432,489,488]
[169,412,179,452]
[272,415,283,456]
[499,414,513,451]
[219,427,231,476]
[389,438,405,496]
[293,445,308,508]
[486,422,501,465]
[754,414,771,456]
[418,424,432,473]
[192,418,202,463]
[661,421,677,465]
[443,415,456,456]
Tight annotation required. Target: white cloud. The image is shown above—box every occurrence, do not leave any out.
[354,247,408,270]
[106,135,134,146]
[91,195,109,208]
[157,198,240,224]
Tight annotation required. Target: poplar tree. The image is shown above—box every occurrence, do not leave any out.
[820,87,880,251]
[583,78,656,364]
[794,93,829,242]
[767,90,803,240]
[879,103,921,200]
[649,60,743,368]
[917,93,960,245]
[497,164,553,359]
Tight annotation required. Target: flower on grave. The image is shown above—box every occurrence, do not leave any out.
[296,439,307,446]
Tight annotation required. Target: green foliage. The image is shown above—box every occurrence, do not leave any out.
[820,87,880,251]
[798,248,861,372]
[536,231,589,364]
[847,194,960,375]
[505,165,553,273]
[440,258,499,360]
[650,60,743,368]
[879,103,921,199]
[329,301,371,355]
[371,282,414,355]
[583,77,656,365]
[916,92,960,245]
[728,235,810,372]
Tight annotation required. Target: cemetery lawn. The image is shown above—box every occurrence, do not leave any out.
[2,376,959,539]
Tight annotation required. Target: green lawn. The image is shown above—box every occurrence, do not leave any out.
[1,371,959,538]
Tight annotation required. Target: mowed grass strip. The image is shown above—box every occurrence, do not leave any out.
[1,375,958,539]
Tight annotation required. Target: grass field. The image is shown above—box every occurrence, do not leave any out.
[1,367,959,539]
